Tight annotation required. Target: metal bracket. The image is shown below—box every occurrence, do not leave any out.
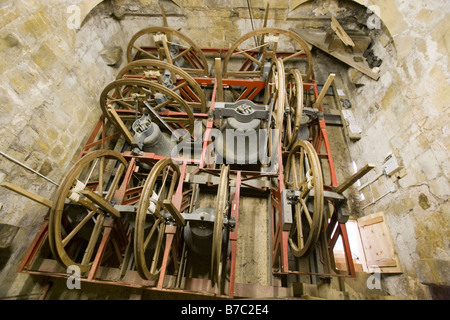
[302,107,323,121]
[178,212,236,231]
[214,100,269,122]
[281,189,301,231]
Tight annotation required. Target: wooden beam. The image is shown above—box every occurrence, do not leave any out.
[215,58,224,102]
[107,106,134,143]
[331,16,355,47]
[162,199,186,226]
[334,164,375,194]
[313,73,335,108]
[0,182,53,208]
[80,190,121,218]
[294,28,380,80]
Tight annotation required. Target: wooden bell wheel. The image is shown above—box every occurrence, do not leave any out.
[210,164,230,288]
[284,140,324,257]
[126,26,209,76]
[48,150,128,273]
[263,58,285,130]
[99,78,195,144]
[222,27,313,81]
[260,58,284,169]
[283,69,304,151]
[134,158,180,280]
[116,59,207,113]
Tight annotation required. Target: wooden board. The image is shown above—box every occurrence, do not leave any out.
[331,16,355,47]
[1,182,53,208]
[292,28,380,80]
[357,212,402,273]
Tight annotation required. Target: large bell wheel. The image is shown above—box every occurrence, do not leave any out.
[48,150,128,273]
[99,78,195,144]
[263,58,285,130]
[222,27,313,81]
[284,140,324,257]
[283,69,304,151]
[261,58,284,169]
[210,164,230,288]
[116,59,207,113]
[126,26,209,77]
[134,158,180,280]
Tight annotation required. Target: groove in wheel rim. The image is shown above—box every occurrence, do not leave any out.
[284,140,324,257]
[263,58,285,131]
[261,58,284,168]
[134,158,180,280]
[127,26,209,76]
[222,27,313,81]
[116,59,207,113]
[283,69,304,151]
[99,78,195,144]
[211,165,230,288]
[48,150,128,273]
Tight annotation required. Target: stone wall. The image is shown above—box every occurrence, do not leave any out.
[0,0,133,297]
[337,1,449,299]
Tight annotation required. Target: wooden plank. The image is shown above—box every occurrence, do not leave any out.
[313,73,335,108]
[334,164,375,194]
[80,190,121,218]
[215,58,224,102]
[358,215,383,228]
[331,82,361,140]
[295,28,380,80]
[331,16,355,47]
[368,258,398,268]
[0,182,53,208]
[357,212,402,273]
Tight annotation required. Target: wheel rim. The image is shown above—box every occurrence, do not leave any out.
[134,158,180,280]
[127,26,209,76]
[210,164,230,288]
[99,78,195,144]
[116,59,207,113]
[48,150,128,273]
[284,140,324,257]
[263,58,285,131]
[283,69,304,151]
[223,27,313,81]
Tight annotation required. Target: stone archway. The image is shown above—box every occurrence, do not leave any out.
[77,0,181,25]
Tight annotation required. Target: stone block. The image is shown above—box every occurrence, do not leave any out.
[17,9,52,43]
[32,43,57,72]
[0,224,20,271]
[415,149,441,181]
[415,259,450,287]
[100,46,123,66]
[11,126,40,153]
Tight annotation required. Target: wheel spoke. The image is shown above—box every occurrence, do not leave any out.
[300,197,313,227]
[295,202,304,250]
[133,45,159,60]
[62,208,98,247]
[81,212,105,265]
